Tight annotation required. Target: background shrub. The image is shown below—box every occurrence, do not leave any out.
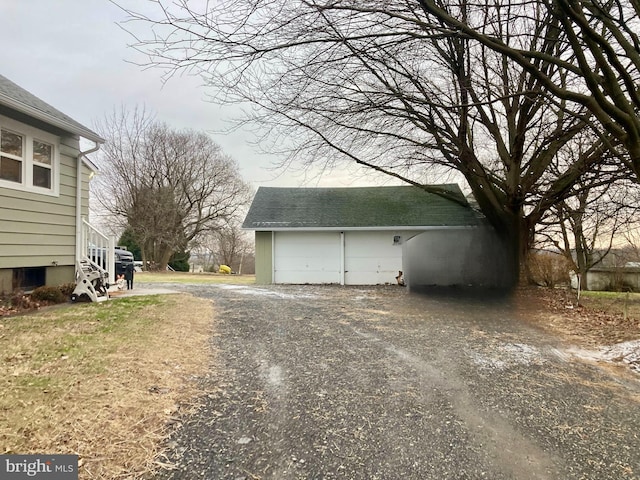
[58,283,76,297]
[527,251,572,287]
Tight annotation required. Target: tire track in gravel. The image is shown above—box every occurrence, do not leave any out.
[153,283,640,480]
[361,331,558,479]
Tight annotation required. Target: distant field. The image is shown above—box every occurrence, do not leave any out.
[135,271,256,285]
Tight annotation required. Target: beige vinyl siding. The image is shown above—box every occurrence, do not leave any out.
[0,134,82,270]
[254,231,273,284]
[61,140,91,217]
[80,162,91,218]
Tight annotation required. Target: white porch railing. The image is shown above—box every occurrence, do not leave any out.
[80,218,116,285]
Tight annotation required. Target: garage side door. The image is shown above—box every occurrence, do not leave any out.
[274,232,341,284]
[344,231,402,285]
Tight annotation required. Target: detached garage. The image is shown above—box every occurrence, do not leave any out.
[243,185,487,286]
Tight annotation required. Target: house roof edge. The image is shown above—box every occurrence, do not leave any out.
[0,91,104,143]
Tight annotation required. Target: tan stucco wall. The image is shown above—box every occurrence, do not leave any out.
[46,265,75,288]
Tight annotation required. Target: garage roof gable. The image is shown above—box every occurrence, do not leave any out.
[243,184,483,229]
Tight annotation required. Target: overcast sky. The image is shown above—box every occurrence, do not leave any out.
[0,0,394,189]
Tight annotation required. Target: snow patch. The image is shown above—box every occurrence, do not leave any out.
[213,284,317,299]
[567,340,640,373]
[469,343,546,370]
[267,365,284,386]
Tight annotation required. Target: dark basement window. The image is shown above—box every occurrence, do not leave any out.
[13,267,46,292]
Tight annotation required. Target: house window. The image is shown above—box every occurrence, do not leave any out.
[33,140,53,189]
[0,129,23,183]
[0,116,59,195]
[13,267,46,291]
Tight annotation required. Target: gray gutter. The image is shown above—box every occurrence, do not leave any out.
[243,225,479,231]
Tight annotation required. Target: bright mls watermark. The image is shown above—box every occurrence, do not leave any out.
[0,455,77,479]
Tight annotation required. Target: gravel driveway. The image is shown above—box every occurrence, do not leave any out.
[151,283,640,479]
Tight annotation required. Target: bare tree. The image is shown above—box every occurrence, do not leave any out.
[415,0,640,174]
[117,0,631,285]
[192,221,253,273]
[623,229,640,262]
[94,107,251,269]
[538,175,640,285]
[214,222,253,274]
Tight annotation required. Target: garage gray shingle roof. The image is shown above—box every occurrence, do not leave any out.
[242,185,483,229]
[0,74,103,143]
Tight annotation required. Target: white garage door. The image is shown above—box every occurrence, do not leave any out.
[344,231,402,285]
[274,232,341,284]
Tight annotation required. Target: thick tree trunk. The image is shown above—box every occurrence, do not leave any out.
[487,210,535,290]
[158,247,173,271]
[519,217,536,285]
[501,218,522,289]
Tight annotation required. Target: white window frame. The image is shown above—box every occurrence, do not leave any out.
[0,114,60,196]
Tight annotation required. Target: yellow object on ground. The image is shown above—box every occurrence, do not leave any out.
[219,265,232,274]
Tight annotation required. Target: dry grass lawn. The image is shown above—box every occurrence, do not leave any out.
[135,271,255,285]
[0,293,214,479]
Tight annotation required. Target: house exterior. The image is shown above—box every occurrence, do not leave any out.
[568,249,640,291]
[243,185,508,287]
[0,74,104,294]
[574,265,640,291]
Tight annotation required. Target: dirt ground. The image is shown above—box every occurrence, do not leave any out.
[515,287,640,347]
